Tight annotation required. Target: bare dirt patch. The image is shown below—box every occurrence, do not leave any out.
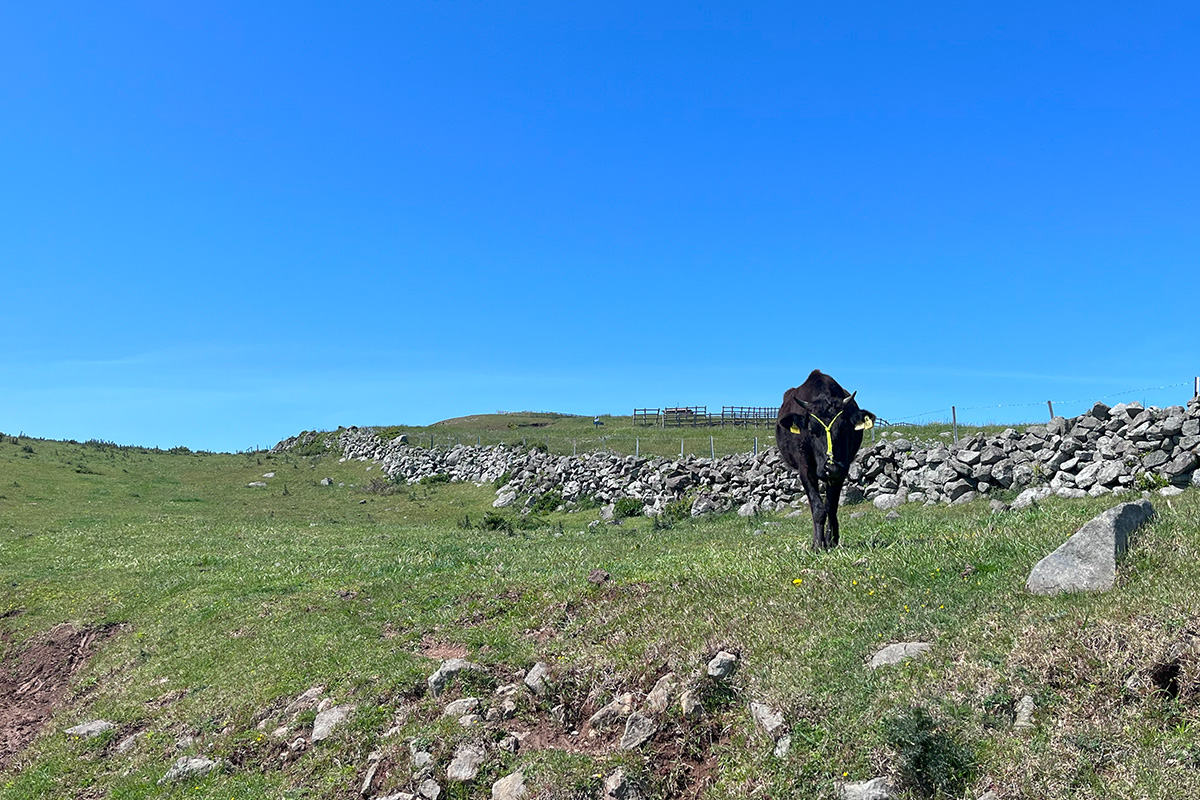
[417,634,469,660]
[0,623,113,769]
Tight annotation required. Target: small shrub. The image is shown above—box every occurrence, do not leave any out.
[493,471,512,490]
[529,490,564,514]
[21,444,34,454]
[420,473,451,486]
[457,514,472,530]
[363,477,401,495]
[480,512,513,534]
[614,497,644,518]
[883,705,975,799]
[573,495,599,511]
[1136,471,1168,491]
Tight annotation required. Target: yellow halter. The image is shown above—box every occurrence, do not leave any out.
[789,411,843,457]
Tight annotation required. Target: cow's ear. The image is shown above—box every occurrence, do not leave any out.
[853,410,876,431]
[780,413,805,434]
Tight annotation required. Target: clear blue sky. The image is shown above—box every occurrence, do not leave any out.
[3,2,1198,451]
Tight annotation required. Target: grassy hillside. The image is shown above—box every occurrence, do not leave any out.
[2,433,1198,799]
[344,412,1011,459]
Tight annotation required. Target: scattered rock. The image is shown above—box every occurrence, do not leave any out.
[447,743,486,782]
[493,490,517,508]
[1013,695,1036,730]
[645,673,679,714]
[262,472,275,478]
[1026,499,1155,595]
[587,569,611,585]
[443,697,480,719]
[773,734,791,758]
[418,778,442,800]
[64,720,115,738]
[873,493,905,511]
[428,658,485,697]
[320,477,333,486]
[884,510,901,520]
[749,702,785,739]
[524,661,551,695]
[868,642,932,669]
[619,712,657,749]
[492,771,527,800]
[1012,486,1052,509]
[680,689,704,719]
[839,777,893,800]
[158,756,220,784]
[247,481,268,488]
[587,692,635,731]
[603,769,641,800]
[706,650,739,679]
[311,704,354,742]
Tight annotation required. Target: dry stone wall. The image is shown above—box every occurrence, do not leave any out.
[274,397,1200,515]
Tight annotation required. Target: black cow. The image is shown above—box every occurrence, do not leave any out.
[775,370,876,549]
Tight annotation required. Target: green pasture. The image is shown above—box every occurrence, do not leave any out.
[337,412,1009,459]
[2,432,1199,799]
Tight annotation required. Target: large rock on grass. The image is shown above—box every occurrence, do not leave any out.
[1026,499,1154,595]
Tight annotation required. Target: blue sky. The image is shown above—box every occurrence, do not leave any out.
[2,2,1198,451]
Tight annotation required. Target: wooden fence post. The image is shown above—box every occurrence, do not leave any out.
[1047,400,1054,419]
[710,436,715,459]
[952,406,958,444]
[636,438,639,458]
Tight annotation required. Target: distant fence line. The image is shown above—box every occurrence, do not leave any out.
[632,405,778,427]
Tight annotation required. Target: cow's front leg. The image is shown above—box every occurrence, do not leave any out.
[802,478,828,550]
[825,480,844,548]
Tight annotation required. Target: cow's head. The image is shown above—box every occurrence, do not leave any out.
[780,391,876,481]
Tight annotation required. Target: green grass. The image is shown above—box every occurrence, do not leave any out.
[2,433,1199,799]
[351,412,1019,459]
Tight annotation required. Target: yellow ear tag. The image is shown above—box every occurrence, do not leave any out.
[855,417,874,431]
[789,424,802,434]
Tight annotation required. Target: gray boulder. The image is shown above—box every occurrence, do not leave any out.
[868,642,932,669]
[158,756,220,784]
[707,650,739,679]
[1026,499,1154,595]
[428,658,485,697]
[1012,486,1052,509]
[312,704,354,742]
[447,743,486,782]
[64,720,115,738]
[839,777,893,800]
[492,772,526,800]
[619,712,657,749]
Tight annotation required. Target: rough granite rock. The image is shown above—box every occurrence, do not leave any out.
[707,650,739,679]
[64,720,116,738]
[524,661,552,695]
[428,658,485,697]
[312,704,354,742]
[491,772,527,800]
[158,756,220,784]
[868,642,932,669]
[619,712,657,749]
[447,743,486,782]
[1026,499,1155,595]
[645,673,679,714]
[839,777,893,800]
[749,702,786,739]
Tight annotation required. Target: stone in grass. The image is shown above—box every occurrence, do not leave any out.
[706,650,739,679]
[418,779,442,800]
[447,743,486,782]
[680,689,704,720]
[587,693,635,734]
[158,756,221,784]
[428,658,485,697]
[868,642,932,669]
[604,769,642,800]
[749,702,785,740]
[492,771,527,800]
[1013,695,1036,731]
[524,661,552,695]
[1026,499,1154,595]
[377,794,417,800]
[64,720,115,738]
[839,777,893,800]
[247,481,268,488]
[645,673,679,714]
[312,704,354,742]
[619,712,657,749]
[442,697,480,719]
